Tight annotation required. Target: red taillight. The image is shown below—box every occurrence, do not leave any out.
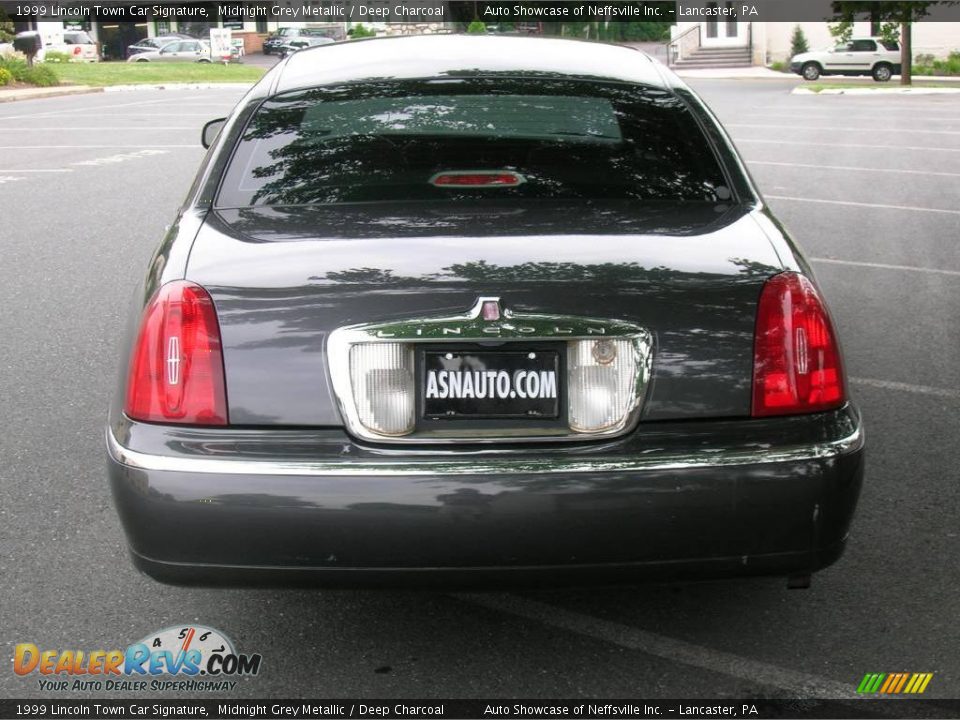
[752,272,845,417]
[430,171,525,187]
[125,281,228,425]
[73,46,82,55]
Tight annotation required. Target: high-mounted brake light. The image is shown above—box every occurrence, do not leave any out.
[125,281,228,425]
[430,171,525,188]
[752,272,845,417]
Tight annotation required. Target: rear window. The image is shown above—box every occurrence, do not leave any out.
[216,79,730,208]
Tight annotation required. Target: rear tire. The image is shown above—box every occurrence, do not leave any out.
[135,58,148,62]
[802,62,821,81]
[198,58,211,63]
[872,63,893,82]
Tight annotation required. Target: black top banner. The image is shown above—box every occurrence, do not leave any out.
[4,0,960,24]
[3,699,960,720]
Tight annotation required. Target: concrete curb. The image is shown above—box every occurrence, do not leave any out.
[0,85,103,103]
[102,83,256,92]
[674,68,791,80]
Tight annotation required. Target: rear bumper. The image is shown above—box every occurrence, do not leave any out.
[106,406,864,587]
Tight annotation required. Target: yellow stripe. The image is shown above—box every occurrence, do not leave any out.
[917,673,933,694]
[904,674,919,693]
[894,673,910,693]
[880,674,896,693]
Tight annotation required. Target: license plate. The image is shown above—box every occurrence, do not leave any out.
[421,350,560,419]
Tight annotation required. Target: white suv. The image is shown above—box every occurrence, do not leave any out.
[790,37,901,82]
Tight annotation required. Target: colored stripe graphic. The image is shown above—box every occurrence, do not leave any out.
[857,673,885,693]
[857,673,932,694]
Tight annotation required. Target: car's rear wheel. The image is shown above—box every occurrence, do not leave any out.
[872,63,893,82]
[198,58,211,63]
[802,62,821,81]
[135,58,148,62]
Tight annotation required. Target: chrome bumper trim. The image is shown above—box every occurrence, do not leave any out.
[106,424,863,477]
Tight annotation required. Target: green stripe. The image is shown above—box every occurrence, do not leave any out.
[856,674,874,693]
[869,673,887,693]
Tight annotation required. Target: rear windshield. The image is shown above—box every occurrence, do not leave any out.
[216,79,731,208]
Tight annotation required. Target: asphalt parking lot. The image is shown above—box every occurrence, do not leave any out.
[1,77,958,701]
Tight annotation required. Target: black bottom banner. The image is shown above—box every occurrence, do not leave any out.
[2,699,959,720]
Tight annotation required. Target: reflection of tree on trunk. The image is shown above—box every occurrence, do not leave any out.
[319,257,778,287]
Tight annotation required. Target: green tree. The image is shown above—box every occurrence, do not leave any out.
[0,7,14,43]
[830,1,959,85]
[466,20,487,34]
[348,23,376,39]
[790,25,809,56]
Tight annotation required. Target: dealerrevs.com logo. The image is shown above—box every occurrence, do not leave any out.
[14,625,262,693]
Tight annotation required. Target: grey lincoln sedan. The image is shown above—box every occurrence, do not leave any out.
[106,35,864,588]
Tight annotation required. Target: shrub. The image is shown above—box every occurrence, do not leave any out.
[790,25,809,56]
[43,50,72,63]
[467,20,486,34]
[22,63,58,87]
[0,66,12,86]
[0,54,27,81]
[349,23,376,39]
[768,60,788,73]
[913,51,960,77]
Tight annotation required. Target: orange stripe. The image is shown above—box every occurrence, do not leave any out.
[879,674,896,693]
[894,673,910,693]
[181,627,196,653]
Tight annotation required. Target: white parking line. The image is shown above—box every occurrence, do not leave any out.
[750,160,960,179]
[72,150,169,167]
[456,593,856,698]
[0,145,197,149]
[811,258,960,277]
[729,123,960,136]
[1,126,196,131]
[850,378,960,401]
[0,96,188,121]
[741,113,960,124]
[736,138,960,153]
[0,169,72,173]
[32,113,222,118]
[766,195,960,217]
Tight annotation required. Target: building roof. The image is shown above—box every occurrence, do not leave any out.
[275,34,667,93]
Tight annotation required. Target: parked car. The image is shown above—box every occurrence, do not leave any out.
[790,37,901,81]
[14,29,98,62]
[107,35,863,589]
[263,26,334,55]
[126,33,194,59]
[277,35,334,58]
[126,39,212,63]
